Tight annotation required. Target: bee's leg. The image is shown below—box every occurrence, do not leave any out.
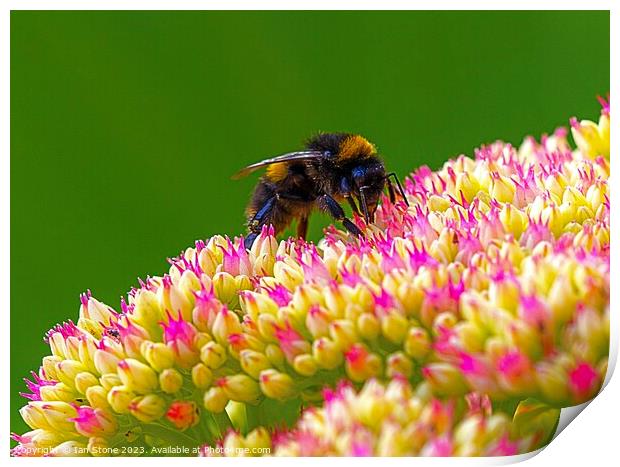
[245,196,277,250]
[386,172,409,206]
[346,196,361,216]
[317,194,363,237]
[340,177,360,216]
[244,233,259,251]
[296,214,309,239]
[385,178,396,203]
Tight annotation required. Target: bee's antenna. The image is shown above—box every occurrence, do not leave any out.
[386,173,409,207]
[359,186,370,224]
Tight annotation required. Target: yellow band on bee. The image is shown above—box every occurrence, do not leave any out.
[266,162,289,182]
[339,135,377,160]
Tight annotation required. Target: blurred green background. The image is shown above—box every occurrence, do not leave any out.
[11,11,609,434]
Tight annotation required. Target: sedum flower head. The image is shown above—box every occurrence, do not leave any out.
[205,378,557,456]
[12,101,609,456]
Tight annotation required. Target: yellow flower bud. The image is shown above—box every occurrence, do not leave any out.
[293,354,318,376]
[236,276,252,295]
[488,275,520,314]
[543,172,567,199]
[312,337,343,370]
[259,369,297,400]
[178,268,201,300]
[571,117,609,160]
[250,228,278,267]
[117,358,158,394]
[453,171,479,203]
[191,363,213,389]
[159,368,184,394]
[88,436,110,457]
[158,278,193,322]
[128,394,167,423]
[429,194,450,212]
[329,319,359,351]
[239,349,271,379]
[107,385,135,414]
[404,327,431,361]
[256,313,278,342]
[354,380,391,429]
[499,204,526,239]
[194,331,213,350]
[547,275,578,325]
[141,341,175,372]
[357,312,380,340]
[79,295,116,327]
[20,404,51,431]
[74,372,99,395]
[62,336,81,361]
[324,284,348,318]
[131,289,165,336]
[422,363,469,396]
[273,260,304,290]
[380,311,409,344]
[490,173,515,203]
[512,398,561,445]
[506,320,543,360]
[305,305,331,339]
[219,374,260,403]
[292,285,325,315]
[429,228,458,263]
[240,292,278,319]
[212,307,243,345]
[99,373,121,391]
[212,272,239,308]
[200,341,227,369]
[55,360,87,389]
[585,181,606,213]
[39,383,75,402]
[244,427,272,451]
[76,318,104,340]
[94,349,121,375]
[31,401,78,432]
[454,322,486,353]
[536,361,570,405]
[86,385,110,410]
[42,356,62,380]
[48,332,67,359]
[198,247,219,276]
[386,352,413,378]
[203,387,229,413]
[433,312,458,335]
[77,337,99,375]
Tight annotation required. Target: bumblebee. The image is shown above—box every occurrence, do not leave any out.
[232,133,408,249]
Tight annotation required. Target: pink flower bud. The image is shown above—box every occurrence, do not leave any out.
[70,406,118,437]
[166,400,200,431]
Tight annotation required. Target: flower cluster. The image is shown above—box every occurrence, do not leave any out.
[11,99,609,457]
[204,378,559,456]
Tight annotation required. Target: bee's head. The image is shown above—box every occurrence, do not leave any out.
[351,161,386,223]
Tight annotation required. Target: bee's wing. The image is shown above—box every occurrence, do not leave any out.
[231,151,329,180]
